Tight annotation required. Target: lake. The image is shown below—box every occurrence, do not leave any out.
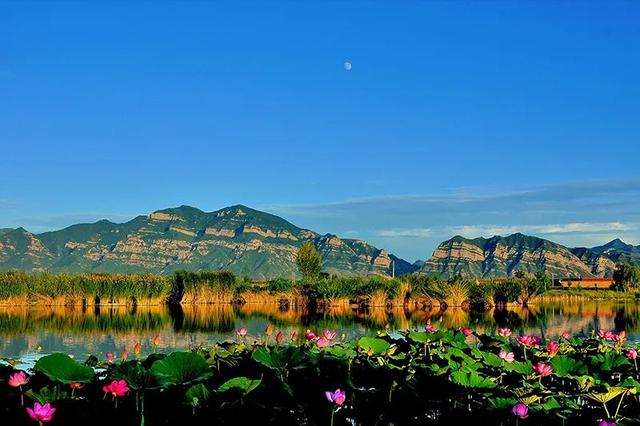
[1,300,639,358]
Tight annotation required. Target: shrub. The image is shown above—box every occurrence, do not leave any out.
[467,283,494,306]
[493,280,522,304]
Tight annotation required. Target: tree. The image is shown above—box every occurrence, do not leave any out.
[520,271,551,305]
[613,264,640,291]
[296,242,322,279]
[513,270,527,279]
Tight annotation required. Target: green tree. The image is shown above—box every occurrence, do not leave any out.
[613,263,640,291]
[520,271,551,305]
[296,242,322,279]
[513,270,527,279]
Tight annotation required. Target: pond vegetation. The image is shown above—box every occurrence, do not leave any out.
[2,326,640,425]
[2,269,636,310]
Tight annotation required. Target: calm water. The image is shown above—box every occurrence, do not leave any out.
[1,301,639,358]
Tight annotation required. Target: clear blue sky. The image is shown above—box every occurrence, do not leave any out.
[1,2,639,261]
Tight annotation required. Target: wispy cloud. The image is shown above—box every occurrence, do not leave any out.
[261,178,640,260]
[378,228,431,238]
[449,222,635,238]
[378,228,432,238]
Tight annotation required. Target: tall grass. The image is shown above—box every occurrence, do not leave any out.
[0,271,171,306]
[171,271,239,304]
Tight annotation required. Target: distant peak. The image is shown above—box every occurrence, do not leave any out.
[157,205,204,213]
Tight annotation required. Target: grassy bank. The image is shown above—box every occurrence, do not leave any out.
[533,289,640,302]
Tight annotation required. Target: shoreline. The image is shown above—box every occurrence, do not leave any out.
[0,289,637,308]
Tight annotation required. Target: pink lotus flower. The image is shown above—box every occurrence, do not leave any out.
[560,331,570,339]
[290,330,298,341]
[512,402,528,419]
[121,349,128,361]
[106,352,114,363]
[103,379,130,398]
[516,335,540,348]
[316,337,331,348]
[626,348,638,360]
[597,329,617,342]
[425,320,435,333]
[497,328,512,338]
[325,388,346,406]
[499,349,515,363]
[276,330,284,344]
[460,328,473,336]
[236,327,248,337]
[546,341,560,357]
[26,402,56,424]
[8,371,30,387]
[323,330,337,341]
[533,362,553,377]
[305,330,317,341]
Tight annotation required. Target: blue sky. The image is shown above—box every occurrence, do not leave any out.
[1,2,639,261]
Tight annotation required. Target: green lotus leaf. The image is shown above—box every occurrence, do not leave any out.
[550,356,587,377]
[185,383,211,407]
[111,360,157,391]
[150,352,213,387]
[451,370,496,389]
[217,376,262,395]
[34,353,95,385]
[358,337,391,356]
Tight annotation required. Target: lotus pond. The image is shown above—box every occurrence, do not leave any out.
[2,324,640,425]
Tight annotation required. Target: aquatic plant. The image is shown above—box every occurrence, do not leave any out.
[0,328,639,424]
[26,402,56,425]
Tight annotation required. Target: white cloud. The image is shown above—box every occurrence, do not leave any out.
[448,222,635,238]
[378,228,432,238]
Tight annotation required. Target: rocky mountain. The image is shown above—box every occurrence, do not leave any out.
[569,247,616,276]
[0,205,417,279]
[420,233,622,278]
[590,238,640,265]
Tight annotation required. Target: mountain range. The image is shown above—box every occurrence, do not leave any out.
[420,233,639,278]
[0,204,638,279]
[0,205,415,279]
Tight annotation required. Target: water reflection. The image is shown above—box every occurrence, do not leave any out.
[0,301,638,357]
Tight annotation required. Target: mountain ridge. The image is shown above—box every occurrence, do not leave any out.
[2,207,637,279]
[420,233,636,278]
[0,204,416,278]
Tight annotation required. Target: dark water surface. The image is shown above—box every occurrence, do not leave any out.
[1,300,639,358]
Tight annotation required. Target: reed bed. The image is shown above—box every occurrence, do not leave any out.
[239,291,308,306]
[532,289,640,302]
[0,271,172,306]
[172,271,239,305]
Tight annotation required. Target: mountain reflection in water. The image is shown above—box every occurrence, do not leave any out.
[0,301,638,357]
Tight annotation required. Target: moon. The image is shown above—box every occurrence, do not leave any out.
[344,61,352,71]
